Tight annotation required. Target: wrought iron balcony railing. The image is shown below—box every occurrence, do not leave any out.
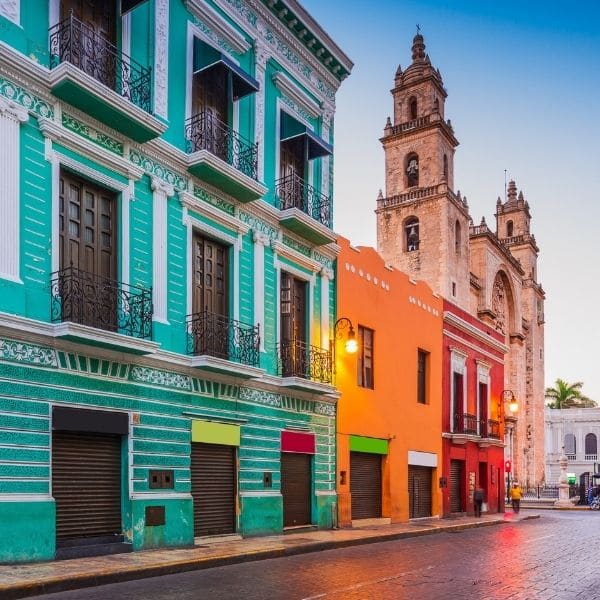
[481,419,500,439]
[453,413,479,435]
[185,111,258,180]
[187,310,260,367]
[50,266,153,339]
[49,13,152,113]
[277,339,332,384]
[275,173,332,228]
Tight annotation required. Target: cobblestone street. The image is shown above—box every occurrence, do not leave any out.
[29,510,600,600]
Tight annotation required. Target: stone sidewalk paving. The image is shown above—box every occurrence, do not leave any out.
[0,511,538,600]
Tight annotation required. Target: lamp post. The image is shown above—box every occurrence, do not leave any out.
[331,317,357,374]
[502,390,518,501]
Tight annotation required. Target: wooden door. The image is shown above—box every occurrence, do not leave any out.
[479,382,488,434]
[280,272,306,345]
[61,0,116,88]
[408,465,432,519]
[192,233,228,317]
[59,171,117,330]
[279,137,305,210]
[281,453,311,527]
[192,68,228,158]
[59,171,116,279]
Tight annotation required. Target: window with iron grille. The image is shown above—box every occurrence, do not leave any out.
[417,349,429,404]
[357,326,374,389]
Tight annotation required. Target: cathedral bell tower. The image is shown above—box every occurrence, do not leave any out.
[376,33,471,308]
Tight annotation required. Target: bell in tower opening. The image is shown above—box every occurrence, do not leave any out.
[406,153,419,187]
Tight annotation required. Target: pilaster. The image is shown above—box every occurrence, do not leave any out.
[152,177,175,324]
[0,98,28,284]
[253,231,269,351]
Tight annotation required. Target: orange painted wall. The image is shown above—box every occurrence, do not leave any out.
[336,237,443,525]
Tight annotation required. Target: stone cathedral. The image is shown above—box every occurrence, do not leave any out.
[376,33,546,488]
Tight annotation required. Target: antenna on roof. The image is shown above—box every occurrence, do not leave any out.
[416,24,421,35]
[504,169,507,202]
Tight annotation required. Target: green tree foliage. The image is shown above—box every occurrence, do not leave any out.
[545,379,596,409]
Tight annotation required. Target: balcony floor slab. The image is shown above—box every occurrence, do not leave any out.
[189,355,264,379]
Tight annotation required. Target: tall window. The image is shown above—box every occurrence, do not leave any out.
[452,371,464,429]
[585,433,597,459]
[417,349,428,404]
[454,220,461,254]
[478,382,488,435]
[443,154,448,179]
[564,434,576,458]
[506,220,513,237]
[357,326,374,389]
[405,217,420,252]
[409,97,418,120]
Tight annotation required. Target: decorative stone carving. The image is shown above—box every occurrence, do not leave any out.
[154,0,169,119]
[0,339,58,367]
[0,0,19,24]
[129,366,191,390]
[239,387,282,408]
[129,150,188,191]
[492,275,506,334]
[315,402,335,417]
[0,77,53,119]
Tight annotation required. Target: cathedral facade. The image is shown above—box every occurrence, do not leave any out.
[376,34,546,489]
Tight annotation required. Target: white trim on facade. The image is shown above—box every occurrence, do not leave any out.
[408,450,438,468]
[450,347,467,432]
[272,71,322,119]
[253,231,269,352]
[443,311,509,355]
[0,98,28,284]
[0,0,20,24]
[320,268,333,350]
[154,0,169,119]
[151,177,175,324]
[476,360,491,435]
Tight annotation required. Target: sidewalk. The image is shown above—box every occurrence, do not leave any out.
[0,511,538,600]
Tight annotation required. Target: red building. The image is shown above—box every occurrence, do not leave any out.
[442,301,508,515]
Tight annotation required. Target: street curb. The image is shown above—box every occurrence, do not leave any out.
[0,517,528,599]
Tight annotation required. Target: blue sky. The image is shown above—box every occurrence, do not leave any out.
[301,0,600,401]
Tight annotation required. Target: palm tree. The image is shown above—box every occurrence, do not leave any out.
[545,379,596,409]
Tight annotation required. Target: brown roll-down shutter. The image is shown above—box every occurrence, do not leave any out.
[52,431,122,540]
[350,451,382,519]
[450,459,464,513]
[191,442,236,537]
[281,452,311,527]
[408,465,432,519]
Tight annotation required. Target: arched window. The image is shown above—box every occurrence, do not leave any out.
[443,154,448,179]
[406,153,419,187]
[409,97,418,120]
[454,220,461,254]
[405,217,420,252]
[506,220,513,237]
[585,433,597,459]
[433,97,439,112]
[564,434,576,458]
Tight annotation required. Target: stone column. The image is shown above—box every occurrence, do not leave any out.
[321,108,334,201]
[151,177,174,324]
[254,40,269,182]
[0,98,28,283]
[320,267,333,350]
[253,231,269,351]
[554,446,574,508]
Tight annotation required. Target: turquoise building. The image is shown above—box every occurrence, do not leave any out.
[0,0,351,561]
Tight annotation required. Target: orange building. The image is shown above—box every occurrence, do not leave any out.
[336,237,443,525]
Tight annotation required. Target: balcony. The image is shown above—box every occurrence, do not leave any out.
[185,111,266,203]
[186,310,262,378]
[48,14,166,143]
[276,339,333,393]
[454,413,479,435]
[275,174,336,246]
[50,266,157,354]
[483,419,501,440]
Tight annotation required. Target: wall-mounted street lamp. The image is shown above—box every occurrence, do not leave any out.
[332,317,357,374]
[502,389,519,415]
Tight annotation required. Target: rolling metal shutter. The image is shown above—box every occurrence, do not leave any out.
[350,451,382,519]
[450,459,464,513]
[408,465,432,518]
[52,431,122,540]
[281,453,312,527]
[191,442,236,537]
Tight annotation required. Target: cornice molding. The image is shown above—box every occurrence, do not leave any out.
[444,311,508,355]
[272,240,321,273]
[185,0,251,54]
[39,118,144,181]
[272,71,322,119]
[180,190,251,235]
